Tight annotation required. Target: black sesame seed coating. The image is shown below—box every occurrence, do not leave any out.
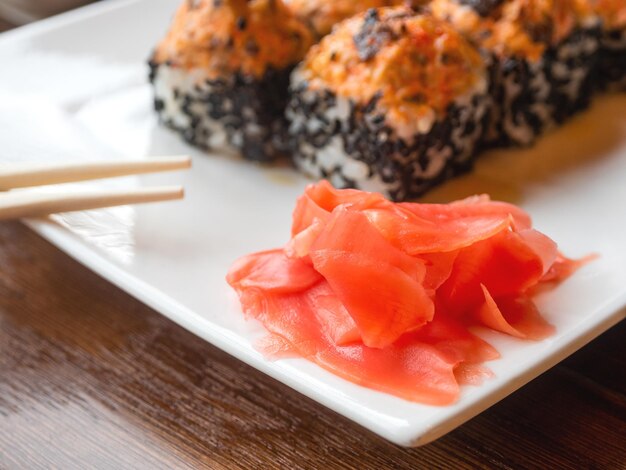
[286,80,488,201]
[148,57,158,83]
[149,60,294,162]
[595,28,626,92]
[483,26,600,148]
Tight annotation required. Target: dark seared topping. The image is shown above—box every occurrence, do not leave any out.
[457,0,503,17]
[365,5,380,22]
[353,9,397,61]
[405,92,426,103]
[236,16,247,30]
[524,20,554,44]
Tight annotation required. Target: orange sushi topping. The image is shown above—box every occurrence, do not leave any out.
[299,8,485,126]
[153,0,314,78]
[431,0,582,62]
[284,0,417,37]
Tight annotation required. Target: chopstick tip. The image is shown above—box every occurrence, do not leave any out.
[159,154,192,169]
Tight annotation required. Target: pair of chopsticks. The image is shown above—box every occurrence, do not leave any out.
[0,156,191,220]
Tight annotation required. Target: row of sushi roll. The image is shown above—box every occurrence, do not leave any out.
[149,0,625,200]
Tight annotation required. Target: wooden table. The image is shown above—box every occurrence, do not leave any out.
[1,220,625,468]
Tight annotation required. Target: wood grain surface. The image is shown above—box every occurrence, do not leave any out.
[0,220,625,469]
[0,17,15,32]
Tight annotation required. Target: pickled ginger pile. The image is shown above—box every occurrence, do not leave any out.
[227,182,587,405]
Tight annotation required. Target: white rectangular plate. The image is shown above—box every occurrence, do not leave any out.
[1,0,625,447]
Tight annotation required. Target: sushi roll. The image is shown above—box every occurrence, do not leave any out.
[431,0,601,146]
[582,0,626,90]
[284,0,418,38]
[286,7,490,201]
[149,0,314,162]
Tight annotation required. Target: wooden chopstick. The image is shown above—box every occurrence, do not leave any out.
[0,156,191,190]
[0,186,184,220]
